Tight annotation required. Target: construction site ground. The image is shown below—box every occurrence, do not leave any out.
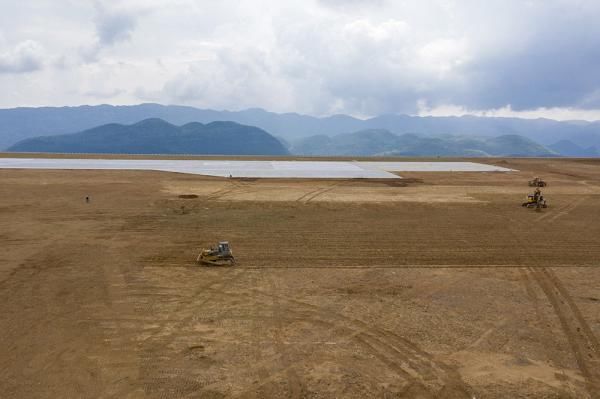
[1,157,599,398]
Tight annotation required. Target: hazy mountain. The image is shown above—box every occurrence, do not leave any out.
[291,129,557,157]
[548,140,599,157]
[1,103,600,153]
[8,119,289,156]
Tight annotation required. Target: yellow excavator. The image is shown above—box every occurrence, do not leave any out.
[197,241,236,266]
[522,188,548,210]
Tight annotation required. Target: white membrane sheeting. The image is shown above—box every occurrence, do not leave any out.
[0,158,514,178]
[359,161,514,172]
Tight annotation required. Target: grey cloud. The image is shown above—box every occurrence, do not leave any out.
[0,40,44,74]
[79,2,141,63]
[307,1,600,115]
[420,2,600,112]
[447,27,600,111]
[580,90,600,109]
[143,1,600,116]
[94,3,138,46]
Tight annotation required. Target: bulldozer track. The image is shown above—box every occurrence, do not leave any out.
[297,300,470,396]
[249,289,472,396]
[543,268,600,352]
[135,270,246,379]
[517,268,573,380]
[202,180,254,201]
[295,181,344,203]
[214,180,258,200]
[499,209,599,397]
[191,284,471,397]
[239,263,598,269]
[546,196,586,223]
[267,274,304,399]
[203,187,240,201]
[202,185,234,200]
[527,266,600,398]
[535,196,585,223]
[304,181,346,203]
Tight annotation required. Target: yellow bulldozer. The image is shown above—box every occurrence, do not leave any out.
[197,241,236,266]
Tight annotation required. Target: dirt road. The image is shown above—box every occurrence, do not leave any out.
[1,157,599,398]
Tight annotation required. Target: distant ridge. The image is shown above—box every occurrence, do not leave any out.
[547,140,599,157]
[291,129,558,157]
[8,118,289,156]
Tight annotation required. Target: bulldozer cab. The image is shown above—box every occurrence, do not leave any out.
[217,242,231,255]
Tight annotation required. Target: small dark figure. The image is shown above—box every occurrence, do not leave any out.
[229,174,232,178]
[85,196,90,203]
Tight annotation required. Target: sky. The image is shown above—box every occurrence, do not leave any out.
[1,0,600,121]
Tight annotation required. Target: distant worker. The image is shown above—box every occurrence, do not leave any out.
[85,196,90,203]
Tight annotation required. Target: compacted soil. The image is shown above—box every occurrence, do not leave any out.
[1,157,599,398]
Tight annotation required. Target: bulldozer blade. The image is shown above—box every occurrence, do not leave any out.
[198,258,235,267]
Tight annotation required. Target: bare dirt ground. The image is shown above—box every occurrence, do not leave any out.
[1,157,599,398]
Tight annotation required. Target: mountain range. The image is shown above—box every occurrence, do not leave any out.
[1,103,599,156]
[8,119,289,156]
[0,104,600,157]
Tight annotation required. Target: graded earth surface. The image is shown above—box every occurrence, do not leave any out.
[1,156,599,398]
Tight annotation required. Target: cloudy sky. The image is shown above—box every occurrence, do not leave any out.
[1,0,600,120]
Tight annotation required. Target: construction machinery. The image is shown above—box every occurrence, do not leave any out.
[528,177,547,187]
[522,188,548,210]
[197,241,235,266]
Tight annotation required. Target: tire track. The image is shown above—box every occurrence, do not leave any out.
[304,181,346,203]
[517,269,571,379]
[535,196,585,223]
[527,266,600,398]
[543,268,600,353]
[523,197,598,393]
[295,181,343,203]
[255,290,472,396]
[268,274,303,399]
[135,269,247,395]
[216,179,258,200]
[238,263,599,269]
[464,317,508,351]
[202,184,235,201]
[545,196,586,223]
[492,202,598,397]
[194,284,471,397]
[202,180,252,201]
